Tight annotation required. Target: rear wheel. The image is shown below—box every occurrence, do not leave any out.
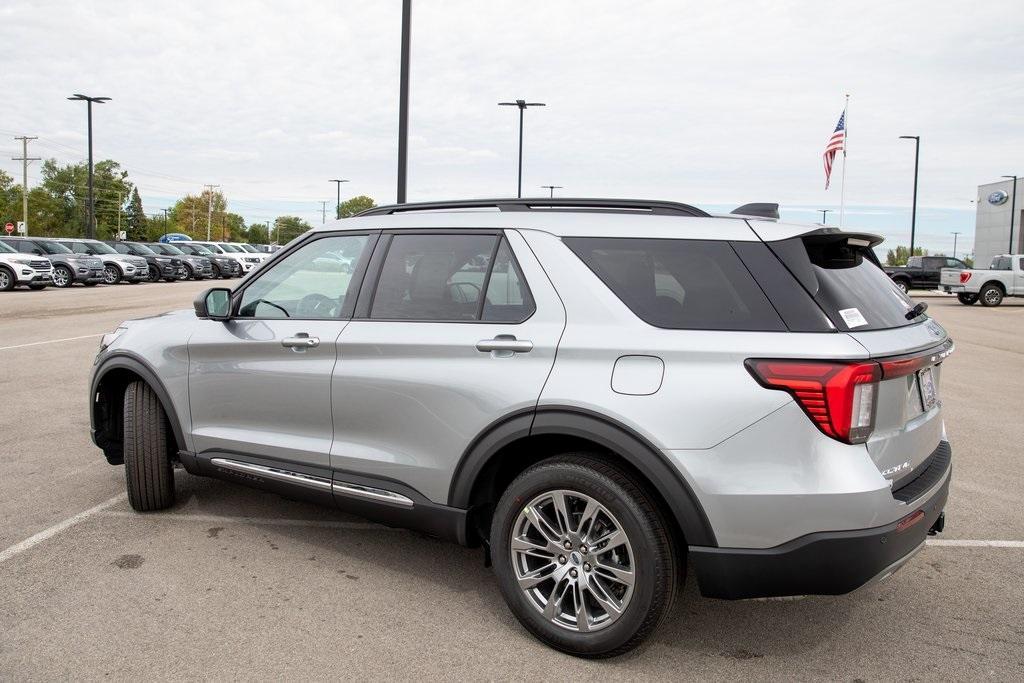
[0,267,14,291]
[491,455,678,658]
[980,284,1004,307]
[103,264,121,285]
[893,278,910,294]
[52,265,73,288]
[956,293,978,305]
[123,381,175,511]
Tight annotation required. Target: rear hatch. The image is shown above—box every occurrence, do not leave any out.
[762,229,951,490]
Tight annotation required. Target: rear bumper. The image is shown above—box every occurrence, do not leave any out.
[690,462,950,600]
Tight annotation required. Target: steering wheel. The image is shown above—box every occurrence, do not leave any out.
[296,293,339,318]
[447,281,482,304]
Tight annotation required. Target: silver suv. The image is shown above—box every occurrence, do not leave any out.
[90,199,952,657]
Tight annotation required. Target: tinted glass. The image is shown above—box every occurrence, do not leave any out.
[0,240,14,253]
[132,243,156,255]
[61,241,89,254]
[16,241,36,254]
[37,240,72,255]
[482,239,535,322]
[218,243,241,253]
[991,256,1011,270]
[773,236,918,331]
[195,243,223,253]
[565,237,785,331]
[85,240,118,254]
[370,234,498,321]
[238,234,369,318]
[109,242,130,254]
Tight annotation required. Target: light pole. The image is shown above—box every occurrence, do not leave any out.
[951,231,961,259]
[499,99,546,198]
[1001,175,1018,253]
[329,179,349,219]
[397,0,411,204]
[67,94,111,239]
[819,209,832,225]
[541,185,562,198]
[899,135,920,257]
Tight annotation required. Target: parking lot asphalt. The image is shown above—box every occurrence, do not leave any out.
[1,283,1022,679]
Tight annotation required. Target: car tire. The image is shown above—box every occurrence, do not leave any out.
[52,265,73,288]
[148,265,161,283]
[210,263,221,279]
[979,284,1004,307]
[893,279,910,294]
[490,454,678,658]
[123,380,175,511]
[0,266,14,291]
[103,265,122,285]
[956,293,978,305]
[182,264,195,280]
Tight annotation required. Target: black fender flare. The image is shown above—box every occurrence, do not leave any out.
[90,351,187,451]
[448,405,717,547]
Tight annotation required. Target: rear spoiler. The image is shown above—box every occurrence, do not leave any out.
[731,203,779,220]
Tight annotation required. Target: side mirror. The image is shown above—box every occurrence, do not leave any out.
[194,287,232,320]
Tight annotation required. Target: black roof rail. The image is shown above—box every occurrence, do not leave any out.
[730,203,779,220]
[355,198,712,218]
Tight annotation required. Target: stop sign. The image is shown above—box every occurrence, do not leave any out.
[4,223,13,234]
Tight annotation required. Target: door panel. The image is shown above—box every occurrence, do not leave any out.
[330,229,565,502]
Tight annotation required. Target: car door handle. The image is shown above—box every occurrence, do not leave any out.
[476,336,533,353]
[282,335,320,348]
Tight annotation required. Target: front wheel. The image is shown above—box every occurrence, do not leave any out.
[490,455,678,658]
[52,265,73,288]
[957,293,978,305]
[147,265,161,283]
[0,267,14,291]
[103,265,122,285]
[979,284,1004,307]
[123,381,175,511]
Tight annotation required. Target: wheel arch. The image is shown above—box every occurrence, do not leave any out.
[449,406,717,548]
[91,353,186,465]
[980,279,1006,293]
[0,263,15,285]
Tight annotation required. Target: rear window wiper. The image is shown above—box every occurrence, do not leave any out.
[905,301,928,320]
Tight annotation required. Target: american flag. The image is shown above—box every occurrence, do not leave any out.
[823,109,846,189]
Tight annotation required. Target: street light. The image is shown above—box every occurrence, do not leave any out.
[541,185,562,198]
[68,93,111,239]
[499,99,546,198]
[950,231,962,259]
[819,209,833,225]
[396,0,411,204]
[329,179,349,219]
[1001,175,1018,253]
[899,135,920,257]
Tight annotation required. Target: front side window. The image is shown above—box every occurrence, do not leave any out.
[237,234,369,319]
[370,234,498,321]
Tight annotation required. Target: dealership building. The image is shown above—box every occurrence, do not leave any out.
[974,177,1023,267]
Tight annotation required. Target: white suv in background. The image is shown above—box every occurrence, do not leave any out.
[0,239,52,290]
[191,242,259,274]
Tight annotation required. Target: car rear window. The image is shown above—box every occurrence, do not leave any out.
[563,237,785,331]
[768,235,918,331]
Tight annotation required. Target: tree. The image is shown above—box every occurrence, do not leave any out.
[247,222,269,244]
[885,245,928,266]
[337,195,376,218]
[124,187,148,241]
[272,216,313,244]
[37,158,131,238]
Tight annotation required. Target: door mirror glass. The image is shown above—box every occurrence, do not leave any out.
[195,288,232,319]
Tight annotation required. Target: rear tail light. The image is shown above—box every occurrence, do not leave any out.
[745,359,881,444]
[959,271,972,284]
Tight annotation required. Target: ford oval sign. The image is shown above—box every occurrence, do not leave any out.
[988,190,1009,205]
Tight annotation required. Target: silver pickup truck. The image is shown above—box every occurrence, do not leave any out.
[940,254,1024,306]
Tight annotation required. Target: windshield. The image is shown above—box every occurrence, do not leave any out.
[195,243,222,253]
[237,244,258,252]
[130,243,157,255]
[152,243,185,255]
[218,243,242,253]
[38,240,73,255]
[0,241,15,253]
[85,240,118,255]
[184,244,213,255]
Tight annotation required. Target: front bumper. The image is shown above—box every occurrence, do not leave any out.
[690,460,950,600]
[74,267,105,283]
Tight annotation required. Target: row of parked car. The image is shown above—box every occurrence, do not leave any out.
[0,236,273,290]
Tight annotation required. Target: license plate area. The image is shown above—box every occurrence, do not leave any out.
[917,367,937,411]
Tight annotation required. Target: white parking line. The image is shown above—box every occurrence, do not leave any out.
[926,539,1024,548]
[0,493,126,565]
[0,333,104,351]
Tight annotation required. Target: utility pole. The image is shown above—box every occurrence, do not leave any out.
[541,185,562,198]
[320,201,328,224]
[117,191,123,238]
[204,184,220,241]
[162,208,171,239]
[499,99,546,198]
[397,0,411,203]
[12,136,40,237]
[67,94,111,239]
[329,179,349,219]
[899,135,920,256]
[950,231,961,259]
[1002,175,1018,253]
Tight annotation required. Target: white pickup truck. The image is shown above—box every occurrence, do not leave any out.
[941,254,1024,306]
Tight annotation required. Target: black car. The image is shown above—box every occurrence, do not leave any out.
[0,236,105,287]
[884,255,968,293]
[174,242,242,278]
[146,243,214,280]
[103,241,184,282]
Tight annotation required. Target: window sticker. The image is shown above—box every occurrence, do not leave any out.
[839,307,868,328]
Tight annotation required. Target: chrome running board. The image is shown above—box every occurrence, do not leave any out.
[211,458,332,491]
[332,481,414,507]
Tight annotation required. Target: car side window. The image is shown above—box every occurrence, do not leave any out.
[18,242,36,254]
[483,239,535,322]
[237,234,369,319]
[370,234,498,321]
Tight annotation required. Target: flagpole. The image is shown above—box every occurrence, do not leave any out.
[839,93,849,227]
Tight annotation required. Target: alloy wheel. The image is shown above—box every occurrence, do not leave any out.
[52,266,71,287]
[511,489,635,633]
[103,265,119,284]
[0,270,10,290]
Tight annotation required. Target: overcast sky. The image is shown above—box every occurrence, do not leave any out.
[2,0,1021,253]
